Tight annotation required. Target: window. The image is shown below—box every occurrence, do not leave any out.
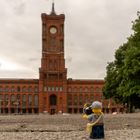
[48,87,51,91]
[34,95,38,107]
[44,86,47,92]
[22,94,26,107]
[34,86,38,93]
[68,94,72,100]
[95,87,102,93]
[17,94,20,100]
[84,94,88,102]
[73,95,78,105]
[11,86,16,92]
[22,86,27,92]
[60,87,63,91]
[56,87,58,91]
[11,94,16,105]
[28,94,32,107]
[91,94,94,102]
[5,94,9,106]
[5,86,9,92]
[17,86,21,92]
[52,87,55,91]
[79,94,83,105]
[28,86,33,92]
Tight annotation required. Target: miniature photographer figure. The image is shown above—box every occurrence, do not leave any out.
[83,101,104,139]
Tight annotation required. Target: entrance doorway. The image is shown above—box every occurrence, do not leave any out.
[49,95,57,114]
[49,95,57,106]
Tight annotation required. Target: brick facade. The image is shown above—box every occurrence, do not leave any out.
[0,4,123,114]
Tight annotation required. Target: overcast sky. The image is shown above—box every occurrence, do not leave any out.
[0,0,140,79]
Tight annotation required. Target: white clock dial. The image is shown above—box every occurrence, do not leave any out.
[50,27,57,34]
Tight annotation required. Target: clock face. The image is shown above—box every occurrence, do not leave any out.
[50,27,57,34]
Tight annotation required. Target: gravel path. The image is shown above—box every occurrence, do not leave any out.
[0,113,139,140]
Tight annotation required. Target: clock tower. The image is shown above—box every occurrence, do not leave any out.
[39,2,67,114]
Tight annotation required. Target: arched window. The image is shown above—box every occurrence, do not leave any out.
[91,94,94,102]
[28,94,32,106]
[17,94,20,100]
[22,86,27,92]
[79,94,83,105]
[84,94,88,103]
[34,86,38,93]
[17,86,21,92]
[5,86,9,92]
[11,86,16,92]
[22,94,26,107]
[48,87,51,91]
[34,95,38,107]
[43,86,47,92]
[5,94,9,106]
[28,86,32,92]
[95,87,102,93]
[56,87,58,91]
[60,87,63,91]
[73,94,78,105]
[11,94,16,105]
[67,94,72,105]
[52,87,55,91]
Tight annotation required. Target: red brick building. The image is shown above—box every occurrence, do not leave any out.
[0,3,123,114]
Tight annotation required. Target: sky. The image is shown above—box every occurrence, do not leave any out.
[0,0,140,79]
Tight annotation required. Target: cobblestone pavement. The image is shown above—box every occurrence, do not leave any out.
[0,113,139,140]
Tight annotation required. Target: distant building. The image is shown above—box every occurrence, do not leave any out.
[0,3,123,114]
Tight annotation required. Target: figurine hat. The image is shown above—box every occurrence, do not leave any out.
[91,101,102,109]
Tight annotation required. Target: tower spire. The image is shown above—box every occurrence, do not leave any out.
[50,0,56,15]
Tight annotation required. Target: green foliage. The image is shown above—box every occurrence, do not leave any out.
[103,12,140,112]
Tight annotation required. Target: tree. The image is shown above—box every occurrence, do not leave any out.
[103,12,140,112]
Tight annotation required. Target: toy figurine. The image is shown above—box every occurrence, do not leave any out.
[83,101,104,139]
